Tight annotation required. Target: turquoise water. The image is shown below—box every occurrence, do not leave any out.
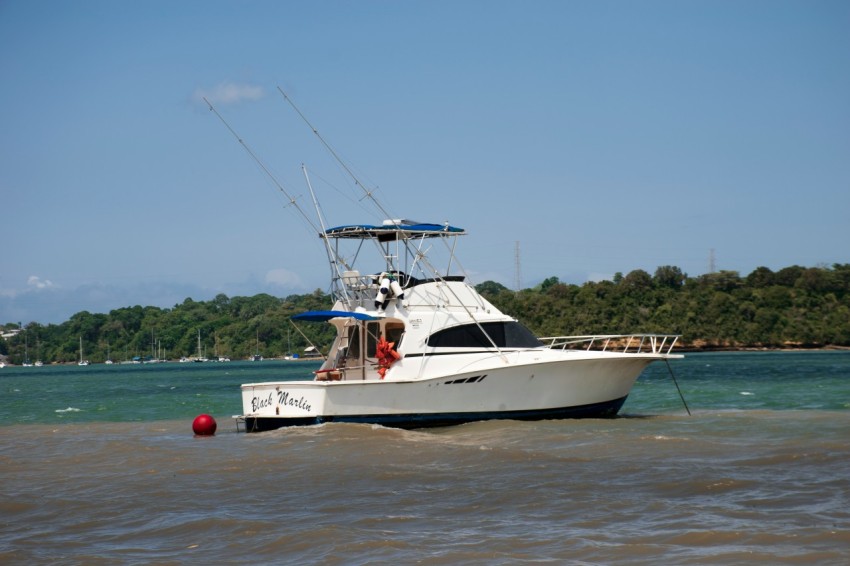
[0,360,322,426]
[2,352,849,564]
[631,350,850,413]
[2,352,847,427]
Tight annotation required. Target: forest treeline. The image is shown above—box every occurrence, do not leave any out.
[1,291,336,365]
[2,263,849,364]
[480,263,850,350]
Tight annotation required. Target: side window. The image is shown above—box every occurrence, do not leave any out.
[366,322,380,358]
[386,323,404,349]
[504,322,543,347]
[427,322,542,348]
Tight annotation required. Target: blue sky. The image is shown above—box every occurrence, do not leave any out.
[2,0,848,324]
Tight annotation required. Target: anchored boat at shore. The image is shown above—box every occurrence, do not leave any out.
[236,219,681,432]
[205,89,683,432]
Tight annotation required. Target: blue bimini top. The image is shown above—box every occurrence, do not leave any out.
[324,221,465,241]
[291,310,379,322]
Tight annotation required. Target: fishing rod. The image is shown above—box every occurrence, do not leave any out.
[203,96,321,235]
[276,86,395,223]
[276,88,508,357]
[276,87,443,274]
[276,88,419,293]
[302,164,357,302]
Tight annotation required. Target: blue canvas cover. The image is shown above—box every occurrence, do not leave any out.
[291,310,379,322]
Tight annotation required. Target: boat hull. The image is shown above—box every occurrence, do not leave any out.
[241,395,627,431]
[238,353,658,432]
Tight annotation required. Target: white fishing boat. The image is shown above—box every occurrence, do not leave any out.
[236,220,682,432]
[207,90,683,433]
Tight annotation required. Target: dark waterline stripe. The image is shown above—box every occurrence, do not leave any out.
[241,395,628,432]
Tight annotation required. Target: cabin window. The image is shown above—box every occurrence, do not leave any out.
[366,322,380,358]
[366,321,405,357]
[386,323,404,349]
[346,325,361,364]
[426,321,543,349]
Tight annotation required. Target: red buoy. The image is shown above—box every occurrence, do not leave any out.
[192,414,217,436]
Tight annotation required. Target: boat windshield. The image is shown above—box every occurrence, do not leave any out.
[426,321,544,349]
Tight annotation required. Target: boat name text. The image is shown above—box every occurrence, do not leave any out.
[278,391,312,412]
[251,391,312,413]
[251,393,274,412]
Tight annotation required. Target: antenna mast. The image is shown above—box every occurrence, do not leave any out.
[302,165,353,284]
[515,241,522,292]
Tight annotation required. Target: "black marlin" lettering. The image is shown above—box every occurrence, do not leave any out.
[277,390,312,412]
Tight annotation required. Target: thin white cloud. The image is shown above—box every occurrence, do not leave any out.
[193,82,265,105]
[265,268,304,288]
[27,275,56,290]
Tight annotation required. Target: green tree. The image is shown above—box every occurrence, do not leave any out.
[653,266,685,289]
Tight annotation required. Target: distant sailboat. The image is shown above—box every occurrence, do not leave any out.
[22,332,33,367]
[35,336,43,366]
[194,330,209,362]
[283,327,296,360]
[251,329,262,361]
[105,341,114,364]
[78,336,90,366]
[215,332,230,362]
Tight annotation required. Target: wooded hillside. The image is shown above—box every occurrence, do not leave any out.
[480,264,850,349]
[2,263,848,364]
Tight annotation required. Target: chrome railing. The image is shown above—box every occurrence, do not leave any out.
[538,334,680,355]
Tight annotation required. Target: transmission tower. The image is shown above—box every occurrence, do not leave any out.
[514,241,522,292]
[709,248,716,273]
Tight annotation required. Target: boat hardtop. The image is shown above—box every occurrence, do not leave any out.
[324,220,465,239]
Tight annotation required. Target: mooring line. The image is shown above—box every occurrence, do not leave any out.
[665,359,691,416]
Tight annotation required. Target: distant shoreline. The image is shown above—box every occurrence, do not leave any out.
[677,345,850,353]
[3,346,849,367]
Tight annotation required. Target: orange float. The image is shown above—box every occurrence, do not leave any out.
[375,336,401,379]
